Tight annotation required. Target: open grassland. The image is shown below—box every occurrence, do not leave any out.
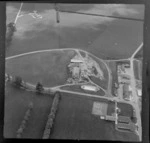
[6,18,143,60]
[50,92,139,141]
[60,84,105,96]
[6,50,75,87]
[4,83,53,138]
[88,54,109,90]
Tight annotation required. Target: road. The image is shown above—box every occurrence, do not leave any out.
[128,43,143,141]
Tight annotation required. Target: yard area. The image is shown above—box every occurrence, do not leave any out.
[6,50,75,87]
[50,92,139,141]
[4,83,53,138]
[87,54,109,90]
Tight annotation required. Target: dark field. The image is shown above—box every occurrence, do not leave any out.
[60,84,105,96]
[50,92,139,141]
[6,50,75,87]
[4,83,53,138]
[133,60,141,80]
[107,101,134,118]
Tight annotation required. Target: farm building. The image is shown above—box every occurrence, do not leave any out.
[81,85,99,92]
[136,89,142,97]
[123,84,132,101]
[117,122,137,132]
[71,54,84,63]
[118,116,131,124]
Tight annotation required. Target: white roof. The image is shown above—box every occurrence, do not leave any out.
[137,89,142,96]
[71,59,83,63]
[81,85,98,92]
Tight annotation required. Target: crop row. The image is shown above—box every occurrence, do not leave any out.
[16,102,33,138]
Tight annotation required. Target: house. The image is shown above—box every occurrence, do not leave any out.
[71,59,83,63]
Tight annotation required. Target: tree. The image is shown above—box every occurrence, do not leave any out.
[36,82,44,94]
[6,22,16,48]
[14,76,23,87]
[7,22,16,32]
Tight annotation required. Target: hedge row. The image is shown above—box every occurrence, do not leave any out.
[5,74,55,95]
[16,102,33,138]
[42,92,61,139]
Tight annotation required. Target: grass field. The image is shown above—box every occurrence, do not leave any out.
[6,3,143,61]
[6,50,75,87]
[60,84,105,96]
[105,61,118,96]
[50,92,139,141]
[4,83,53,138]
